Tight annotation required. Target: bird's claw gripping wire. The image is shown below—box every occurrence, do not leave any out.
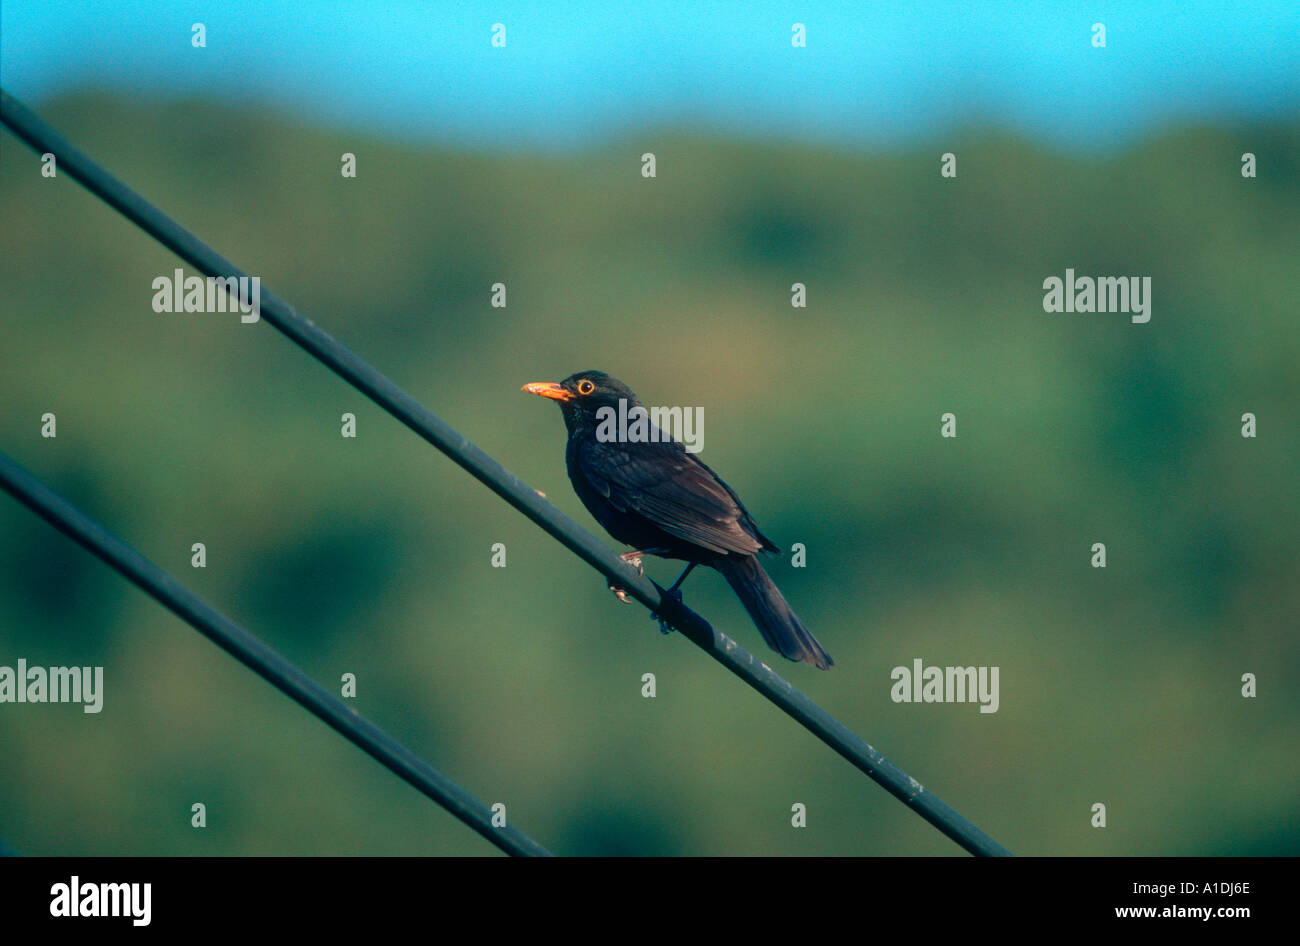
[649,585,684,635]
[608,553,695,636]
[609,550,647,604]
[646,562,696,635]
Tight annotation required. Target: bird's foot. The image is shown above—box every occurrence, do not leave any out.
[608,550,649,604]
[650,586,684,635]
[618,550,646,574]
[605,550,660,602]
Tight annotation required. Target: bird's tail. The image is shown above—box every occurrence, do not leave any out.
[716,556,833,670]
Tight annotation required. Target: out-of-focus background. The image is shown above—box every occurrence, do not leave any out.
[1,2,1297,856]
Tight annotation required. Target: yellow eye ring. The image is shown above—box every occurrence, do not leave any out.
[577,379,595,395]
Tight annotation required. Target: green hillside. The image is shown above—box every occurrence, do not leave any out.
[0,94,1296,855]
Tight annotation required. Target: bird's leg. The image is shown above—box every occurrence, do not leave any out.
[667,562,697,593]
[650,563,698,635]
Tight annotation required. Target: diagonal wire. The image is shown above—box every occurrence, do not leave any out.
[0,450,551,858]
[1,89,1011,856]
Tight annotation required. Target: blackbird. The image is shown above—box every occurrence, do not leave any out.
[523,370,832,670]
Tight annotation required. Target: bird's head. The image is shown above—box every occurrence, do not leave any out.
[522,370,643,429]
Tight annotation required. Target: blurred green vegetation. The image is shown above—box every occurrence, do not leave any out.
[1,94,1296,856]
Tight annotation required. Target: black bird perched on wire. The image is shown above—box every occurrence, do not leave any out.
[523,370,832,670]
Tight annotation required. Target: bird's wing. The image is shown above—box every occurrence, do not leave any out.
[576,438,767,556]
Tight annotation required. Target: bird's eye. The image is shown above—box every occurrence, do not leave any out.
[577,380,595,395]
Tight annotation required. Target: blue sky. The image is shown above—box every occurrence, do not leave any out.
[3,1,1297,152]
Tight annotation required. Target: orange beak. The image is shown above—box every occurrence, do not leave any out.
[522,381,573,402]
